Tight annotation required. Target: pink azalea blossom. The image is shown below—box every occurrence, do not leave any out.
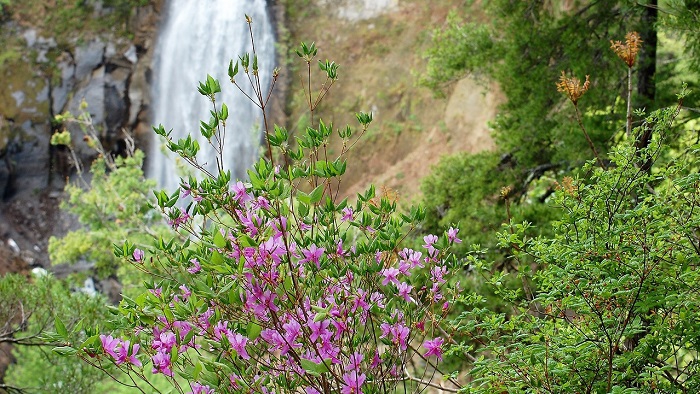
[346,352,363,371]
[381,267,400,286]
[187,258,202,274]
[341,207,354,221]
[100,335,120,360]
[231,181,251,204]
[188,382,214,394]
[423,234,438,256]
[447,227,462,243]
[423,337,445,360]
[132,248,144,263]
[341,371,366,394]
[151,349,173,376]
[396,282,414,303]
[300,244,325,269]
[227,332,250,360]
[179,284,191,300]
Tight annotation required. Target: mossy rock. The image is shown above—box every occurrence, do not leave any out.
[0,57,48,124]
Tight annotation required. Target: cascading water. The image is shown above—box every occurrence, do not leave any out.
[148,0,275,192]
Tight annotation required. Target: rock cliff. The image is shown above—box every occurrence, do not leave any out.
[0,1,162,270]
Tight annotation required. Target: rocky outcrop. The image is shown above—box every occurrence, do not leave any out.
[0,2,161,268]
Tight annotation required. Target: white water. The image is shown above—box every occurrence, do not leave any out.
[148,0,275,192]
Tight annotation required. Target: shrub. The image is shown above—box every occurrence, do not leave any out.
[55,19,463,394]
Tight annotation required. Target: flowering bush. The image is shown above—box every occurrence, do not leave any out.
[59,18,462,394]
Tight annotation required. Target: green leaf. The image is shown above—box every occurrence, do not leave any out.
[53,346,78,356]
[247,322,262,340]
[238,234,257,248]
[309,185,325,204]
[213,230,227,248]
[55,317,68,338]
[300,359,330,376]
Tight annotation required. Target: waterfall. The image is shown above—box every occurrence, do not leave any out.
[148,0,275,192]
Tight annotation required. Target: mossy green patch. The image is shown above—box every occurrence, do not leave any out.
[0,57,47,123]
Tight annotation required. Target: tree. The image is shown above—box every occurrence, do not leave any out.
[452,89,700,392]
[48,107,166,287]
[420,0,699,265]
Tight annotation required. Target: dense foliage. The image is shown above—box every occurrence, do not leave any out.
[420,0,699,264]
[455,92,700,392]
[0,273,109,393]
[2,2,700,393]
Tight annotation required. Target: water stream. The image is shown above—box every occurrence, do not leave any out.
[148,0,275,192]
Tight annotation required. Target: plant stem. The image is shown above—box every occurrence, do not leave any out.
[574,104,606,169]
[626,66,633,138]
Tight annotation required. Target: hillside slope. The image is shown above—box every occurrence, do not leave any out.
[282,0,502,201]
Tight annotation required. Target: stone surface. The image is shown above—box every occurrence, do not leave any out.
[74,39,105,81]
[52,53,77,115]
[0,3,161,277]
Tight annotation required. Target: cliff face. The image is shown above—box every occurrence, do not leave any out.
[0,1,163,269]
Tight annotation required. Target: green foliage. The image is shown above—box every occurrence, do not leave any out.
[48,150,161,279]
[1,273,111,393]
[453,100,700,392]
[662,0,700,73]
[421,1,699,170]
[49,108,164,282]
[422,1,644,168]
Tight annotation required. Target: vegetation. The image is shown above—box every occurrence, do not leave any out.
[0,273,109,393]
[1,1,700,393]
[48,107,165,282]
[455,89,700,392]
[420,0,699,261]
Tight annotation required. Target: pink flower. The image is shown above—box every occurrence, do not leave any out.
[187,258,202,274]
[380,322,410,351]
[371,351,381,368]
[396,282,414,303]
[341,371,366,394]
[430,266,448,285]
[423,337,445,360]
[381,267,400,286]
[346,352,363,371]
[132,248,144,263]
[179,284,191,300]
[149,287,162,297]
[213,321,230,341]
[341,207,354,222]
[283,320,303,349]
[423,234,438,256]
[188,382,214,394]
[151,349,173,376]
[100,335,120,360]
[127,343,142,367]
[423,234,438,248]
[307,317,331,342]
[100,335,142,367]
[229,373,241,389]
[300,244,325,269]
[227,332,250,360]
[447,227,462,243]
[152,331,177,352]
[231,181,251,204]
